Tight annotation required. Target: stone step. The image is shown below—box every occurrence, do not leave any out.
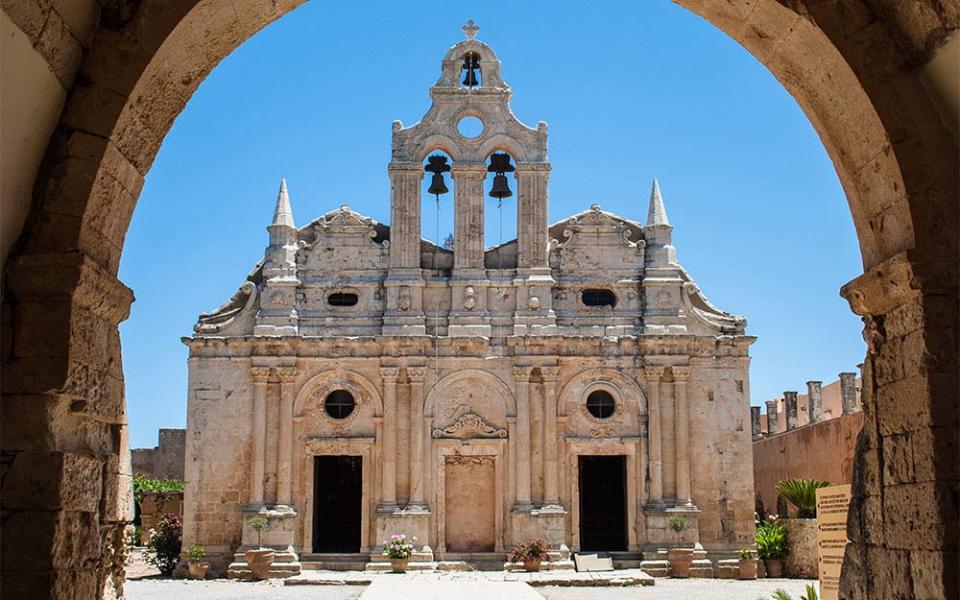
[301,553,370,571]
[439,552,507,571]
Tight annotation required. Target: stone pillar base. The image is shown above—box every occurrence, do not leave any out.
[225,545,302,580]
[642,504,700,547]
[509,505,567,547]
[241,506,298,548]
[375,506,431,552]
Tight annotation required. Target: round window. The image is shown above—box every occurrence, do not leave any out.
[457,115,484,139]
[586,390,616,419]
[325,390,356,419]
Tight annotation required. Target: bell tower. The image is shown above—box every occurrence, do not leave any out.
[382,21,557,336]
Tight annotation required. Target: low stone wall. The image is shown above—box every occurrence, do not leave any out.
[783,518,817,578]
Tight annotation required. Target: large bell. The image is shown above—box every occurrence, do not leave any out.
[424,154,451,199]
[427,172,449,196]
[489,173,512,199]
[462,53,480,88]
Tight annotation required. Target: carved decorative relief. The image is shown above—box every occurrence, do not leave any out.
[445,452,495,466]
[432,412,508,439]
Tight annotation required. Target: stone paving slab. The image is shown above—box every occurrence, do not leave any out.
[285,569,654,587]
[359,580,543,600]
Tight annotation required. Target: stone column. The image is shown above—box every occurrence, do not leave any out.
[515,163,551,270]
[276,367,297,507]
[541,367,561,506]
[645,368,663,503]
[388,162,425,269]
[452,163,486,271]
[249,367,272,505]
[674,370,691,505]
[806,381,823,423]
[839,372,858,415]
[407,367,428,509]
[765,399,779,435]
[784,391,799,431]
[380,367,400,511]
[513,367,532,509]
[750,406,762,440]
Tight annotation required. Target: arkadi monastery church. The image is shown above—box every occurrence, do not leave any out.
[181,24,756,574]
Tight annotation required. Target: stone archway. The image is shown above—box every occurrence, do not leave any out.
[1,2,956,598]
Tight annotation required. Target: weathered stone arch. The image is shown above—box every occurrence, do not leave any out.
[556,367,647,419]
[415,133,463,163]
[1,1,955,598]
[424,369,515,418]
[479,134,529,163]
[293,368,383,418]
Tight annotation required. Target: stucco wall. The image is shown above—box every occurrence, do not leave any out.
[752,412,864,516]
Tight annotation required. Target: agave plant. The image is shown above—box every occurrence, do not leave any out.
[775,478,830,518]
[770,584,819,600]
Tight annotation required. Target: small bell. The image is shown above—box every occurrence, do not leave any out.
[461,53,480,88]
[487,152,515,200]
[424,155,451,199]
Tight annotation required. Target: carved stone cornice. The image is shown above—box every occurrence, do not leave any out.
[250,367,272,383]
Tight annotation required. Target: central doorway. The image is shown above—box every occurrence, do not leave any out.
[578,455,627,551]
[313,455,362,552]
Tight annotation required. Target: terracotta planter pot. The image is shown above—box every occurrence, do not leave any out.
[764,558,784,578]
[738,558,758,580]
[187,561,209,580]
[523,559,542,572]
[390,558,409,573]
[244,549,275,579]
[667,548,694,578]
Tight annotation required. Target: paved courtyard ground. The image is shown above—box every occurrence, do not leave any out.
[125,576,818,600]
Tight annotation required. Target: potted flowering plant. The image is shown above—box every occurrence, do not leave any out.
[187,544,209,580]
[508,539,550,572]
[666,515,693,578]
[738,547,758,580]
[382,534,416,573]
[244,516,274,579]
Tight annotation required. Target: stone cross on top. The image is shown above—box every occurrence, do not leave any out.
[462,19,480,40]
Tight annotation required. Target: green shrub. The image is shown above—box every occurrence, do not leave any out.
[187,544,205,562]
[249,516,269,548]
[737,548,755,560]
[133,475,184,504]
[775,478,830,518]
[145,514,182,575]
[756,518,789,560]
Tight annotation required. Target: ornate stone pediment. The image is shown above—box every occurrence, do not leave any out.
[432,412,507,439]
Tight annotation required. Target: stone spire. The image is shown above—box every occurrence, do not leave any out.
[646,178,670,227]
[271,178,295,229]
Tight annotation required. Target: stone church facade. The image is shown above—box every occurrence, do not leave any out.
[181,24,755,573]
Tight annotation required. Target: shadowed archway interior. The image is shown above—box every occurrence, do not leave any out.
[1,1,956,598]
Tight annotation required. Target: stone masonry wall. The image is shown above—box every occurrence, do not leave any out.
[131,428,185,480]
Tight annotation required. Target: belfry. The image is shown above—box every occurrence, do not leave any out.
[181,22,756,576]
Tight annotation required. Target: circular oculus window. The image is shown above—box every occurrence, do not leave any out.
[457,115,484,139]
[586,389,616,419]
[324,390,356,419]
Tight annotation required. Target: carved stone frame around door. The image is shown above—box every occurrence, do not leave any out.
[434,439,508,556]
[565,437,645,552]
[301,436,377,554]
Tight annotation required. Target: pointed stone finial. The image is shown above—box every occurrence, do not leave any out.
[646,177,670,227]
[272,178,295,228]
[463,20,480,40]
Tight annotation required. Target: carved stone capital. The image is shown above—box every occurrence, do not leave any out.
[513,366,532,382]
[451,162,488,175]
[250,367,272,383]
[840,250,956,316]
[276,367,298,383]
[671,367,691,384]
[644,367,665,382]
[406,367,428,383]
[540,366,561,382]
[380,367,400,383]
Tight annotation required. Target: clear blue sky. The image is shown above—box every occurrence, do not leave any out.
[120,0,865,449]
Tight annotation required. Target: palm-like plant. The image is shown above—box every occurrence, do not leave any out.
[775,479,830,518]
